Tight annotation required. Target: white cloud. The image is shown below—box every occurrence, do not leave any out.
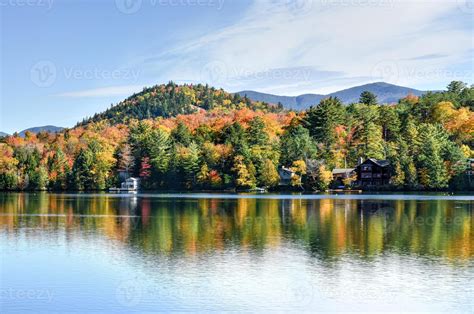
[138,0,473,94]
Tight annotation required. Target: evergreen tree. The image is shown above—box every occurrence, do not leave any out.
[352,104,385,159]
[29,166,48,190]
[259,159,279,188]
[305,97,344,146]
[179,142,201,189]
[446,81,466,95]
[171,122,192,146]
[223,122,250,159]
[149,129,172,185]
[416,124,449,189]
[48,148,68,189]
[379,106,400,141]
[71,149,93,190]
[359,91,377,105]
[247,116,269,146]
[280,120,316,166]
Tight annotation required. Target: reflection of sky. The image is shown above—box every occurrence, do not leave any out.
[0,194,473,311]
[1,230,472,312]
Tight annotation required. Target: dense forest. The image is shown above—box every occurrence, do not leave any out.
[78,82,282,125]
[0,81,473,191]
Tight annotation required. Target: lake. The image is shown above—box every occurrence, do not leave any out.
[0,192,473,312]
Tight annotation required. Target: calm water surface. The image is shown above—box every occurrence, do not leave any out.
[0,193,473,312]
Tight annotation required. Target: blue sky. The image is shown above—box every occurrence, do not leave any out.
[1,0,473,133]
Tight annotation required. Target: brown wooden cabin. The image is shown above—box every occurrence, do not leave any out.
[356,158,391,186]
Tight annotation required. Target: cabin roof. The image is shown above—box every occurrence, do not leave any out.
[279,166,295,174]
[365,158,390,167]
[332,168,355,174]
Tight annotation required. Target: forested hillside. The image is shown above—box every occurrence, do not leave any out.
[0,81,473,191]
[79,82,281,125]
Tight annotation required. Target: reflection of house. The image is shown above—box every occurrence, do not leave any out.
[332,168,356,186]
[356,158,391,186]
[278,167,295,185]
[122,177,139,190]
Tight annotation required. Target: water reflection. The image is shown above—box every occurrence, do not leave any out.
[1,193,472,262]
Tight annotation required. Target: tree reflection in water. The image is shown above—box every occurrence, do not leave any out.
[0,193,472,262]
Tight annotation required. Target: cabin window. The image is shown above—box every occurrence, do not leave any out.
[362,173,372,178]
[362,165,372,171]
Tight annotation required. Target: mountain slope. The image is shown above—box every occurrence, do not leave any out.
[237,82,426,109]
[0,132,9,137]
[327,82,425,104]
[19,125,64,137]
[237,90,325,111]
[79,82,277,126]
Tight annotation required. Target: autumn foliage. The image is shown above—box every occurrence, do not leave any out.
[0,81,472,191]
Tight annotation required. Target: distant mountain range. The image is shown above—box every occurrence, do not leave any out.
[2,125,65,137]
[237,82,426,110]
[0,82,429,136]
[19,125,64,136]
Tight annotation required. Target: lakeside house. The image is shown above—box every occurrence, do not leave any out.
[278,166,295,186]
[110,177,139,192]
[467,159,474,176]
[356,158,391,186]
[466,159,474,187]
[122,177,139,191]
